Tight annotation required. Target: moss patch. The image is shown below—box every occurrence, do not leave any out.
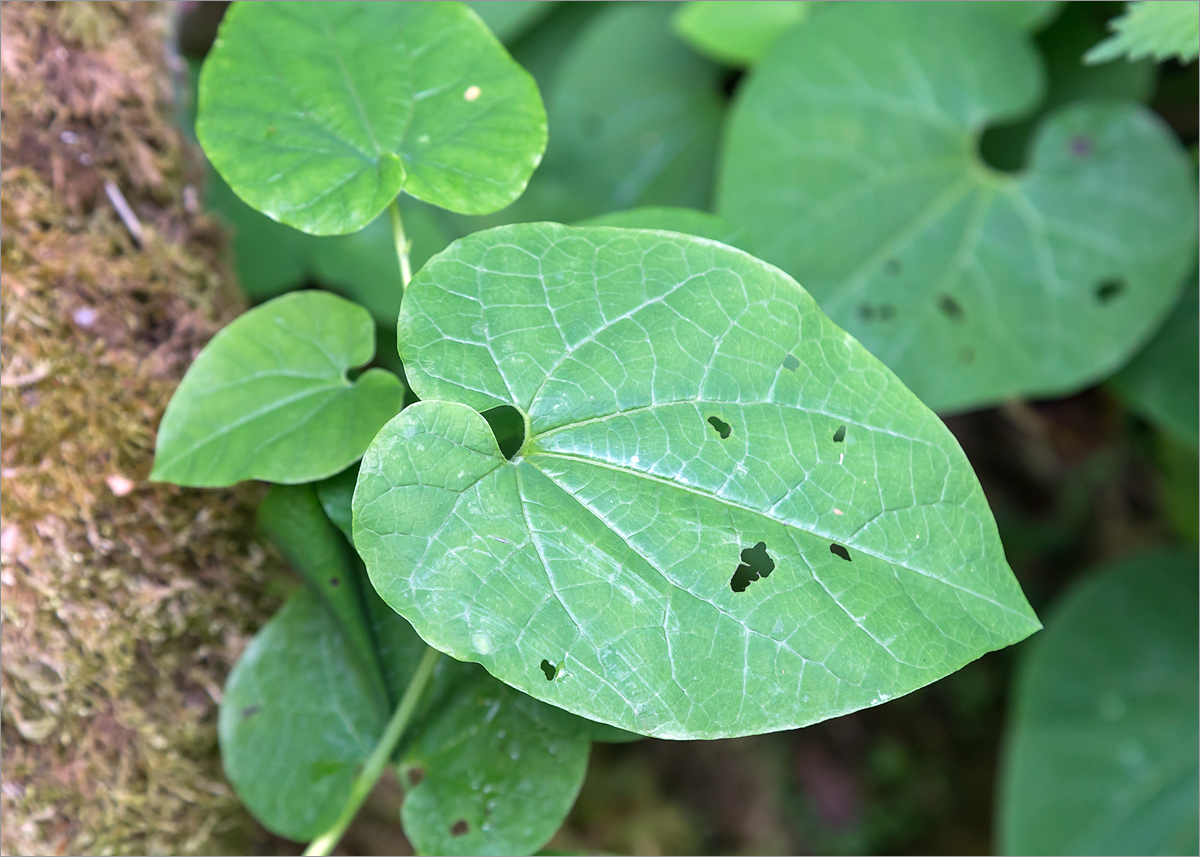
[1,3,285,853]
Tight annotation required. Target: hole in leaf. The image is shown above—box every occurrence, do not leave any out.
[783,353,800,372]
[451,820,469,837]
[707,416,732,439]
[406,766,425,788]
[959,346,975,364]
[328,577,339,587]
[482,405,525,460]
[937,294,966,321]
[832,424,846,443]
[830,543,851,561]
[884,258,901,276]
[240,705,261,718]
[730,541,775,592]
[540,659,557,681]
[1095,278,1125,304]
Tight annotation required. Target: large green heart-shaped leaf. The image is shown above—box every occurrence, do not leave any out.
[353,223,1040,740]
[716,2,1198,413]
[997,550,1199,855]
[198,1,547,235]
[222,485,591,851]
[151,291,402,487]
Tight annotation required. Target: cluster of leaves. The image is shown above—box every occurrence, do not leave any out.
[161,2,1197,854]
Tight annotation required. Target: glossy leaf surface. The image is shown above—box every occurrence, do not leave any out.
[198,2,546,234]
[717,2,1197,412]
[151,291,402,487]
[353,223,1040,739]
[998,550,1199,855]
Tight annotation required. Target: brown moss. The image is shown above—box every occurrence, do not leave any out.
[1,3,283,854]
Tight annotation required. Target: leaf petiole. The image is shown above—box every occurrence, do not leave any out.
[303,645,440,856]
[388,198,413,288]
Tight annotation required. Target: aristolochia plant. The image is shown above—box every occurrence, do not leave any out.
[155,3,1039,854]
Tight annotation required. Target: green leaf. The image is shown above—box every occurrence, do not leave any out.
[258,484,385,695]
[1085,1,1200,65]
[466,0,557,43]
[979,1,1157,173]
[197,1,547,235]
[717,2,1198,413]
[997,550,1199,855]
[316,464,360,544]
[353,223,1040,740]
[220,588,388,842]
[973,0,1061,31]
[464,3,724,227]
[673,1,810,67]
[580,206,752,252]
[151,291,402,487]
[399,661,590,856]
[224,500,591,850]
[1111,280,1200,450]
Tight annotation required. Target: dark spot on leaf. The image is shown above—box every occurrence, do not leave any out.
[832,424,846,443]
[830,543,851,562]
[1070,135,1092,158]
[482,405,525,460]
[783,353,800,372]
[451,820,469,837]
[858,304,875,321]
[240,705,261,718]
[884,258,901,275]
[937,294,965,321]
[730,541,775,592]
[540,659,557,681]
[707,416,732,439]
[406,766,425,788]
[266,125,276,137]
[328,577,339,587]
[959,346,975,364]
[1095,278,1125,304]
[879,304,895,321]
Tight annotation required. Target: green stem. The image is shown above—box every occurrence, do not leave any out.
[303,645,440,856]
[388,198,413,287]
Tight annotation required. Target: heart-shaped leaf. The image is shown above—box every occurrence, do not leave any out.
[353,223,1040,740]
[717,3,1197,413]
[198,1,547,235]
[151,291,402,487]
[997,550,1199,855]
[222,484,591,851]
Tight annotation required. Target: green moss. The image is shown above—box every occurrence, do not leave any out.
[0,3,284,853]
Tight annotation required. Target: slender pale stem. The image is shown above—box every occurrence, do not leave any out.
[388,198,413,287]
[303,646,440,857]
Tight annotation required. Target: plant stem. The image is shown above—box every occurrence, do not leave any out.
[388,198,413,287]
[303,645,440,856]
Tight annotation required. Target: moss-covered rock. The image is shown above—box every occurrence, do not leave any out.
[0,3,283,853]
